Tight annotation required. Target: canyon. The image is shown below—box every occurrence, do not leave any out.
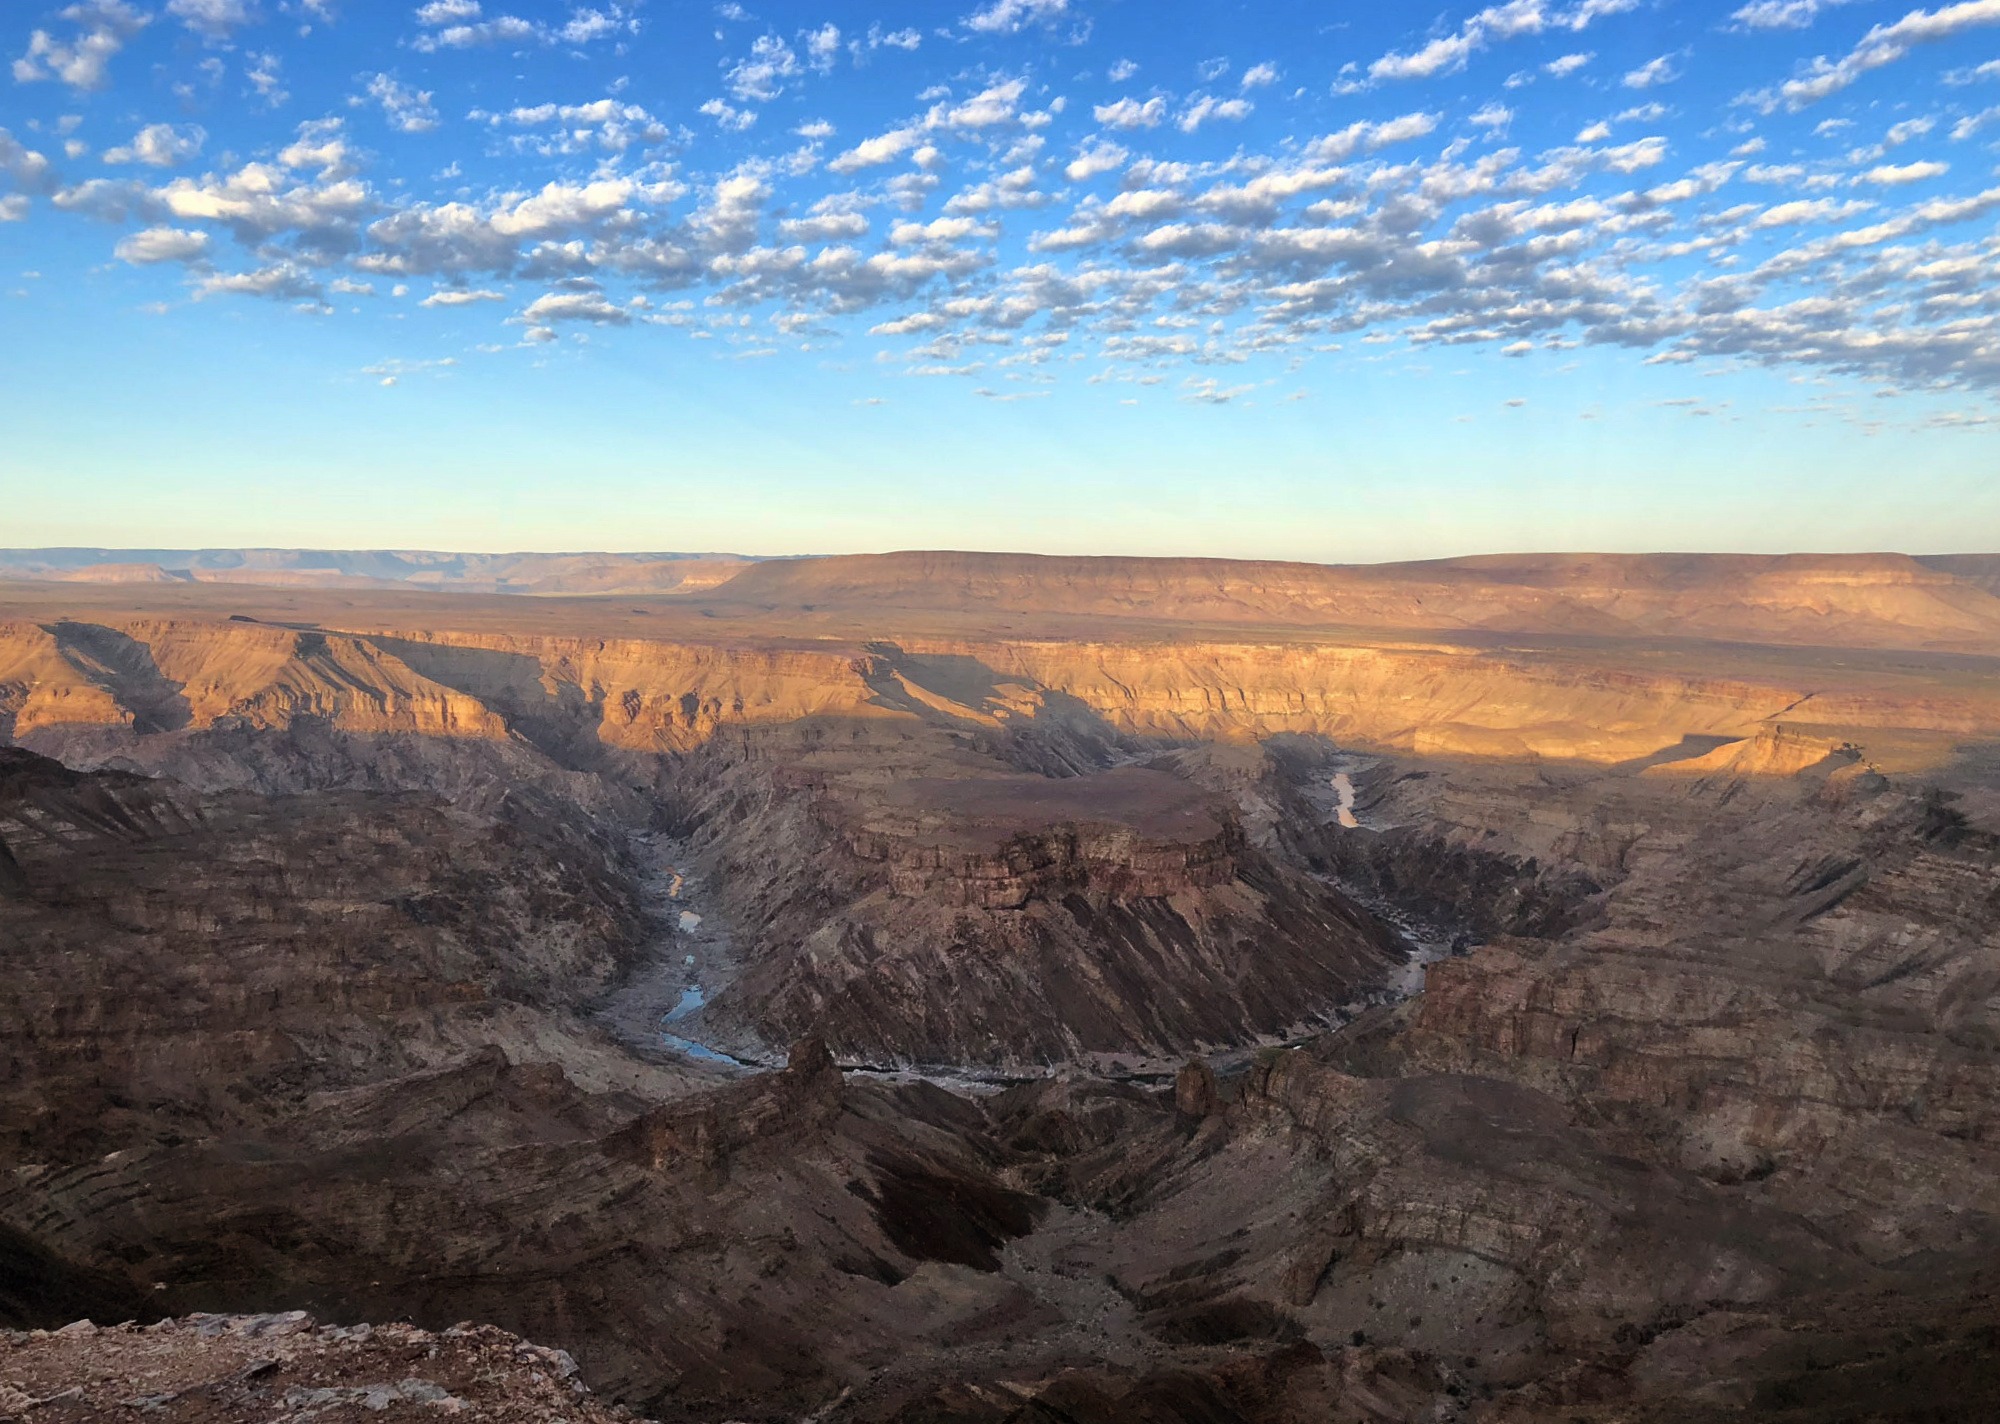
[2,550,1998,1422]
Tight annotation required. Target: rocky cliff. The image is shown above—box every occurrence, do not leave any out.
[9,614,1994,780]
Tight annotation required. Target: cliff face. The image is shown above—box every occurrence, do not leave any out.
[0,618,507,743]
[1289,741,2000,1275]
[928,639,1819,761]
[671,732,1406,1067]
[0,745,678,1166]
[1403,784,2000,1231]
[847,765,1239,909]
[10,616,1994,780]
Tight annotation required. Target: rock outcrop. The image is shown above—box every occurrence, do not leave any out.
[1,1312,637,1422]
[675,726,1408,1067]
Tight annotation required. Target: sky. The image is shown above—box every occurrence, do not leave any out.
[1,0,1998,561]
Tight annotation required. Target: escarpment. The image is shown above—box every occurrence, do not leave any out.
[11,613,2000,789]
[1,618,508,743]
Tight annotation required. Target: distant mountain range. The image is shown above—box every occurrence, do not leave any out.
[0,549,759,596]
[5,547,2000,656]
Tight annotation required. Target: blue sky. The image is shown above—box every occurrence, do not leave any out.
[1,0,1997,559]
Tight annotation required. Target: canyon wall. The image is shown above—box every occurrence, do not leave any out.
[9,614,1994,778]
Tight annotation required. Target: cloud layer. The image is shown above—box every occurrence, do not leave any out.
[4,0,1999,409]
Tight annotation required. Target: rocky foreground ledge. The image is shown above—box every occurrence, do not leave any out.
[0,1313,646,1422]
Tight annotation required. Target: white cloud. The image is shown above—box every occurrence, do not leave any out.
[522,285,634,323]
[415,13,538,48]
[1750,196,1875,227]
[364,73,440,133]
[115,226,210,263]
[0,195,30,222]
[804,22,840,70]
[1104,188,1182,220]
[558,7,626,43]
[0,131,57,196]
[103,124,207,168]
[1730,0,1858,29]
[1108,58,1138,82]
[890,215,991,244]
[1181,377,1255,404]
[1241,62,1279,89]
[1371,26,1484,80]
[1094,96,1167,129]
[829,125,921,172]
[932,78,1028,129]
[780,208,868,241]
[1622,55,1679,88]
[1860,159,1949,184]
[278,117,354,176]
[863,23,920,50]
[1770,0,2000,107]
[1178,95,1253,132]
[942,163,1046,214]
[1952,106,2000,139]
[412,2,629,52]
[822,83,1035,180]
[421,287,505,305]
[963,0,1067,34]
[488,98,668,151]
[727,35,800,101]
[246,50,287,106]
[166,0,258,38]
[1305,111,1439,160]
[1371,0,1638,82]
[700,97,757,131]
[485,178,656,238]
[1064,139,1128,181]
[692,170,770,252]
[13,0,149,92]
[1545,51,1592,76]
[195,261,323,300]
